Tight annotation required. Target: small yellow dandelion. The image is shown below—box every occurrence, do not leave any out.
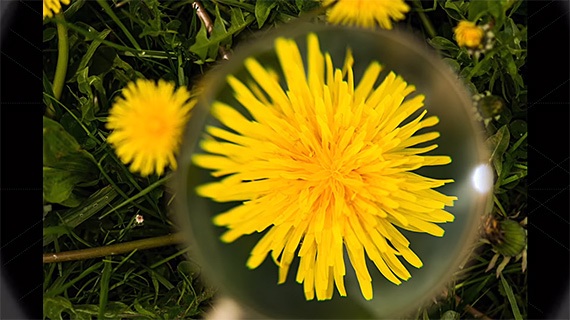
[193,33,456,301]
[323,0,410,29]
[107,79,195,177]
[453,21,484,48]
[43,0,70,19]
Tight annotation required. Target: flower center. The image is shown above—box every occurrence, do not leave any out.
[321,158,349,182]
[147,118,167,137]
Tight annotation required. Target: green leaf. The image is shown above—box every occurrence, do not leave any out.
[229,7,248,34]
[459,66,473,79]
[509,119,527,139]
[470,56,494,78]
[487,1,503,19]
[104,302,136,318]
[43,117,98,205]
[189,15,222,60]
[44,28,57,42]
[441,310,460,320]
[439,0,466,21]
[500,152,515,183]
[468,0,487,21]
[76,68,96,122]
[43,185,119,246]
[134,300,158,318]
[62,0,85,20]
[189,5,254,61]
[296,0,320,12]
[500,274,523,320]
[43,117,82,165]
[70,28,111,82]
[486,125,510,179]
[177,261,202,280]
[255,0,278,28]
[112,55,145,81]
[73,304,99,320]
[488,1,505,28]
[166,19,181,31]
[44,296,75,320]
[442,58,460,73]
[427,36,459,54]
[503,53,524,88]
[508,0,524,18]
[43,168,84,204]
[98,259,113,320]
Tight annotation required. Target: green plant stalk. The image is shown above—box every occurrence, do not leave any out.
[47,11,69,118]
[411,0,437,38]
[43,233,186,263]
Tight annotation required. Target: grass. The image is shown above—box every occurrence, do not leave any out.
[43,0,527,319]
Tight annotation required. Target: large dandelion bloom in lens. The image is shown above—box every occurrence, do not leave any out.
[107,79,195,177]
[193,33,457,301]
[323,0,410,29]
[43,0,70,19]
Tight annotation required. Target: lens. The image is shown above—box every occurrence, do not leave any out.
[175,23,491,319]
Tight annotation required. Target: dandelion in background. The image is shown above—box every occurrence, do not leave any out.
[453,21,484,48]
[193,33,457,301]
[323,0,410,29]
[454,20,495,59]
[43,0,70,19]
[107,79,195,177]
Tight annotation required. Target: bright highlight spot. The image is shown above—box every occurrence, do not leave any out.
[472,164,493,194]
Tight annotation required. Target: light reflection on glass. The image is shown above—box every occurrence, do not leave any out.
[472,164,493,194]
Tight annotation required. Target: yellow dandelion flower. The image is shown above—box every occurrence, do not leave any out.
[454,21,484,49]
[43,0,70,19]
[193,33,457,301]
[323,0,410,29]
[107,79,195,177]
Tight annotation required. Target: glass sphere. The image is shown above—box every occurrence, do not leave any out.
[174,23,491,319]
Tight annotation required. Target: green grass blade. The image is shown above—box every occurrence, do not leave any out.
[96,0,141,51]
[500,274,522,320]
[95,154,158,218]
[112,249,138,273]
[149,247,191,269]
[99,173,172,219]
[46,262,103,297]
[98,258,113,319]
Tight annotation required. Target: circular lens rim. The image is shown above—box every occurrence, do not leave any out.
[174,22,492,319]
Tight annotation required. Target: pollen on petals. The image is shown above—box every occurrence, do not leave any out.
[193,33,456,301]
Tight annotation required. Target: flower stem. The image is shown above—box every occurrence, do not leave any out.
[411,0,437,39]
[43,232,186,263]
[46,11,69,118]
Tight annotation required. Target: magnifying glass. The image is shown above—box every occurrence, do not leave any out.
[175,23,492,319]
